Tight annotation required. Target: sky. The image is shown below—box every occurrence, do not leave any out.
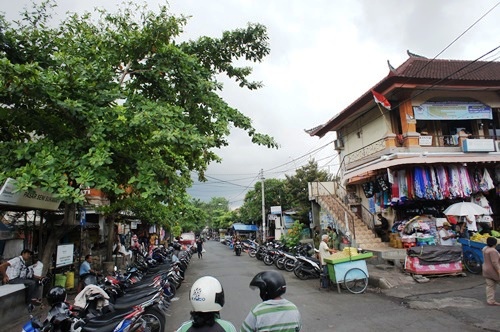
[2,0,500,208]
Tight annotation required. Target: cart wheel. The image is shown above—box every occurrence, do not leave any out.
[463,250,482,274]
[343,268,368,294]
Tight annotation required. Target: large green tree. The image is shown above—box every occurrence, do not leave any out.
[285,160,330,222]
[238,178,288,225]
[0,1,276,269]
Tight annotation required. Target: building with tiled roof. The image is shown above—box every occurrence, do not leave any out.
[307,55,500,249]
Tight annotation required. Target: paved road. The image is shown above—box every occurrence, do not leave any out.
[165,240,500,332]
[8,240,498,331]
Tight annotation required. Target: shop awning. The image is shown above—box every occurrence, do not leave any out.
[343,153,499,184]
[232,224,258,232]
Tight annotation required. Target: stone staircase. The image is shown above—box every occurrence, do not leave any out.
[315,195,389,250]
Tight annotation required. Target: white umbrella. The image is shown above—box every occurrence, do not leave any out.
[443,202,489,216]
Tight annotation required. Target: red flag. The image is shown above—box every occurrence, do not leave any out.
[371,90,391,110]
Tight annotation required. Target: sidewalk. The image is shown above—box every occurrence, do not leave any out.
[5,284,79,331]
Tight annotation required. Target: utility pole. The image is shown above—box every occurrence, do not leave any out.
[260,169,266,243]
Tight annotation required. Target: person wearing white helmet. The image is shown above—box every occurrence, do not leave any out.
[176,276,236,332]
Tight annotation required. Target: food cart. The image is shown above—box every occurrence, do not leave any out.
[324,251,373,294]
[405,245,463,277]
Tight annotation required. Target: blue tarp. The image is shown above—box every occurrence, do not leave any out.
[232,224,258,232]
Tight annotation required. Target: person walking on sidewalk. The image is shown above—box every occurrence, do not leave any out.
[482,236,500,306]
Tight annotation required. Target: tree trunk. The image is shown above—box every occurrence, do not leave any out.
[40,203,77,277]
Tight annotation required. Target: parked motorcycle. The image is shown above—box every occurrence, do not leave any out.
[293,250,322,280]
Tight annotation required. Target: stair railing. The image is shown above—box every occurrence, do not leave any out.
[314,181,356,241]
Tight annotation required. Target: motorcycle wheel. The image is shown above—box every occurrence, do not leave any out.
[263,255,274,266]
[275,257,285,270]
[248,249,256,258]
[236,250,241,256]
[294,265,309,280]
[142,307,166,332]
[284,259,296,272]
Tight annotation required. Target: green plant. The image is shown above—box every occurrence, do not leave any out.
[281,220,302,249]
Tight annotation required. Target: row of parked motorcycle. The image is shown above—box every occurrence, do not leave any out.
[22,243,195,332]
[236,240,323,280]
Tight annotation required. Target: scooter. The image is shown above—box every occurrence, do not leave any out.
[293,249,322,280]
[234,241,242,256]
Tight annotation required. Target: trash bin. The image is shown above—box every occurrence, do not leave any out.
[54,274,67,287]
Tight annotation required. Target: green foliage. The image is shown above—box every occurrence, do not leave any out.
[280,220,302,249]
[172,225,182,238]
[238,160,329,225]
[190,196,233,231]
[0,1,277,210]
[285,160,331,222]
[238,178,288,224]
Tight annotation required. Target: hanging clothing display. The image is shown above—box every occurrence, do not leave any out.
[479,168,495,192]
[398,169,408,201]
[386,165,496,204]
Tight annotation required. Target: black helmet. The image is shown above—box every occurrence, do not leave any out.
[249,271,286,301]
[47,286,67,306]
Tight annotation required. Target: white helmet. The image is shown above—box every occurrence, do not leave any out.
[189,276,225,312]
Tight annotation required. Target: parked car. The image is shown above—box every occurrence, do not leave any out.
[179,232,196,246]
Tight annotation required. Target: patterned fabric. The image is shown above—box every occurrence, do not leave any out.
[6,256,28,280]
[240,299,301,332]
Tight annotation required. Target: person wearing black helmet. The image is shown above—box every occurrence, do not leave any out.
[176,276,236,331]
[241,270,301,332]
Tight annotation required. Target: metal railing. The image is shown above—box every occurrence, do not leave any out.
[313,181,356,240]
[333,181,375,231]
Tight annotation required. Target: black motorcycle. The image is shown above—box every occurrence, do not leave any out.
[234,241,242,256]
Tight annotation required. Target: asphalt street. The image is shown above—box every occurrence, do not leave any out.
[165,240,500,332]
[8,240,499,331]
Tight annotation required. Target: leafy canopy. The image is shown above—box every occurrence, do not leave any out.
[0,1,277,208]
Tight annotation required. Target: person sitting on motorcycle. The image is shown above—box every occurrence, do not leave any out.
[241,270,301,332]
[176,276,236,332]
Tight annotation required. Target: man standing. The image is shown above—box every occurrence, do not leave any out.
[439,222,456,246]
[241,271,301,332]
[0,249,41,305]
[318,234,337,289]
